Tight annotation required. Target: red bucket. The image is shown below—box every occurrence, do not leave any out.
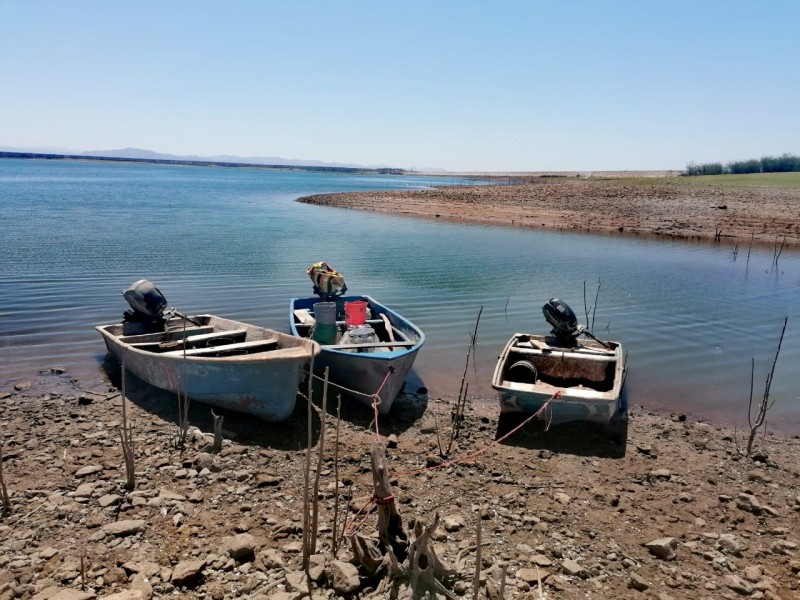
[344,300,367,327]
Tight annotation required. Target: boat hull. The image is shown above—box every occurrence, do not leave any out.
[492,333,626,425]
[290,295,425,413]
[97,315,319,421]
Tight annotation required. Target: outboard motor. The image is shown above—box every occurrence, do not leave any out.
[542,298,580,346]
[121,279,168,335]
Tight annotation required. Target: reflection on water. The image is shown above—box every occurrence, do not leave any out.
[1,159,799,432]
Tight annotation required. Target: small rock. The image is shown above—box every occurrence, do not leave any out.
[561,558,585,577]
[29,588,94,600]
[14,381,32,391]
[443,515,464,532]
[553,492,570,505]
[645,537,678,560]
[308,554,325,582]
[629,573,650,591]
[326,560,361,594]
[517,567,549,584]
[718,533,745,557]
[747,469,771,483]
[98,494,121,508]
[74,465,103,477]
[742,565,764,583]
[284,571,308,593]
[222,533,256,562]
[254,474,282,487]
[649,468,671,480]
[78,392,104,406]
[170,559,206,587]
[723,574,754,596]
[40,367,67,375]
[102,520,146,537]
[736,493,763,514]
[386,434,398,448]
[100,591,144,600]
[531,554,553,568]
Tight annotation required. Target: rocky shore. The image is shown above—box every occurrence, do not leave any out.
[298,176,800,247]
[1,370,799,600]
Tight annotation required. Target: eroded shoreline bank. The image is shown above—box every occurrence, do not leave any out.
[298,177,800,248]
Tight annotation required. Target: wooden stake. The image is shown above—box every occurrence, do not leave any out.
[211,410,224,453]
[302,355,315,569]
[310,367,329,554]
[332,394,342,557]
[473,512,482,599]
[0,438,10,513]
[370,442,408,561]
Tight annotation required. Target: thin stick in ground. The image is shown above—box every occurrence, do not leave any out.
[745,316,788,455]
[472,511,482,600]
[448,306,483,454]
[332,394,342,557]
[120,351,135,491]
[0,438,11,514]
[301,354,315,570]
[310,367,329,555]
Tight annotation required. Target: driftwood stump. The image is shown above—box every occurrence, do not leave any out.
[370,442,409,561]
[408,514,457,600]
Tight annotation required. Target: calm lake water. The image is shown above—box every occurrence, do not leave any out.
[2,159,799,432]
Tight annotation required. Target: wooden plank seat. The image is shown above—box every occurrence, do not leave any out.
[155,329,247,349]
[120,326,214,344]
[326,340,417,350]
[509,346,617,362]
[161,338,279,357]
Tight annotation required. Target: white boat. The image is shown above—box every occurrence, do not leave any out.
[492,299,626,424]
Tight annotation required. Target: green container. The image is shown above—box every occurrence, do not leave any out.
[314,323,337,345]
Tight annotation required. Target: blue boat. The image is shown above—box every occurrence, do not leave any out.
[289,295,425,413]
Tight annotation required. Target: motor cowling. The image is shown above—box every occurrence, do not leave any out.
[542,298,579,338]
[123,279,168,317]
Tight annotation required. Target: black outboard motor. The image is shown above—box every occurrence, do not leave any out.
[542,298,579,346]
[121,279,168,335]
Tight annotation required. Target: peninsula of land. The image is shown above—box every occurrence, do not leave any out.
[299,173,800,247]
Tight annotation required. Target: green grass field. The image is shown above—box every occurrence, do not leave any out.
[600,172,800,189]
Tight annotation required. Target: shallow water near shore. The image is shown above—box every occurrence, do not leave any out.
[2,159,799,432]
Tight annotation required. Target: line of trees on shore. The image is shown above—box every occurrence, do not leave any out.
[685,153,800,176]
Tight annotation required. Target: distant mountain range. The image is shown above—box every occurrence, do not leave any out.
[0,146,402,171]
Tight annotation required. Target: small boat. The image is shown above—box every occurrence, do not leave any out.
[492,298,626,424]
[97,280,319,421]
[289,263,425,413]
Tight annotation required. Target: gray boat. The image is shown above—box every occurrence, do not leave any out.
[97,280,319,421]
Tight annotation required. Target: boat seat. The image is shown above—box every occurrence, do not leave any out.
[510,346,617,362]
[155,329,248,350]
[120,326,214,344]
[294,309,315,325]
[161,338,279,357]
[325,341,417,350]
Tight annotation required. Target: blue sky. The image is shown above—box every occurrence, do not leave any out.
[1,1,798,171]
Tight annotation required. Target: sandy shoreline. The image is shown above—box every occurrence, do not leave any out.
[298,177,800,248]
[1,372,799,599]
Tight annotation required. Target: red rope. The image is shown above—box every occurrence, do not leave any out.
[394,391,563,477]
[370,367,395,441]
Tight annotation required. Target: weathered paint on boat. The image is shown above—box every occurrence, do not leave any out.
[96,314,319,421]
[492,333,626,424]
[289,295,424,413]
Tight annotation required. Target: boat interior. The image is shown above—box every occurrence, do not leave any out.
[292,308,416,350]
[501,335,620,392]
[105,316,281,357]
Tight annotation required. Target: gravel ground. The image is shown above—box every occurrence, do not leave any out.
[1,369,799,599]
